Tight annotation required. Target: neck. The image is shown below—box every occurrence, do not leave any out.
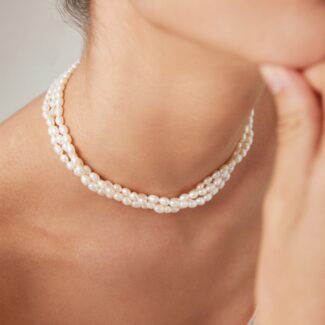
[65,1,264,197]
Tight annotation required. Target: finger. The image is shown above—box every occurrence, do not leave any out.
[304,62,325,157]
[260,65,321,221]
[304,61,325,94]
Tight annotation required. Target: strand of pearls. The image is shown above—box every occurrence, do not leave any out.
[42,62,255,214]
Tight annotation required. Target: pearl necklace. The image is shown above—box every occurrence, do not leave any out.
[42,62,255,214]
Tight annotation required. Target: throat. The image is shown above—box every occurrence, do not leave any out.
[62,1,265,197]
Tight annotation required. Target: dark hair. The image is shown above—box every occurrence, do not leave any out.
[58,0,89,32]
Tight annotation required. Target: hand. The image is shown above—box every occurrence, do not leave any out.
[256,62,325,325]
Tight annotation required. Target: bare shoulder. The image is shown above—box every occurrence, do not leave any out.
[0,95,46,222]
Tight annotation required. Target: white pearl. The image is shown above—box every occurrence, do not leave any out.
[146,202,155,209]
[105,187,115,198]
[132,201,142,208]
[198,188,207,196]
[122,188,131,196]
[154,205,165,214]
[81,175,90,186]
[122,197,132,206]
[214,178,222,186]
[196,197,205,206]
[98,180,107,190]
[74,166,84,177]
[60,154,69,164]
[170,198,180,208]
[88,183,98,192]
[159,197,169,206]
[219,180,225,189]
[66,162,74,170]
[130,192,139,201]
[90,173,100,182]
[46,118,54,126]
[59,125,68,134]
[188,200,197,208]
[114,193,123,202]
[165,206,172,214]
[179,200,189,209]
[189,190,198,199]
[48,126,59,136]
[62,134,72,143]
[70,156,82,166]
[54,145,63,155]
[83,166,91,175]
[212,188,219,195]
[113,184,122,192]
[180,194,189,201]
[235,155,243,163]
[55,116,64,125]
[148,195,159,204]
[204,177,213,185]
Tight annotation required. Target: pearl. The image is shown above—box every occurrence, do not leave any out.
[114,193,123,202]
[198,188,207,196]
[154,205,165,214]
[48,126,59,136]
[59,125,68,134]
[74,165,84,177]
[98,180,107,190]
[83,166,91,175]
[180,194,189,201]
[179,200,189,209]
[90,173,100,182]
[81,175,90,186]
[148,195,159,204]
[170,198,180,208]
[70,156,82,166]
[188,200,198,208]
[66,162,74,170]
[113,184,122,192]
[88,183,98,192]
[130,192,139,201]
[122,188,131,196]
[54,145,63,155]
[196,197,205,206]
[122,198,132,206]
[60,154,69,164]
[189,190,198,199]
[165,206,172,214]
[43,61,255,214]
[132,201,142,209]
[159,197,169,206]
[105,187,115,198]
[55,116,64,125]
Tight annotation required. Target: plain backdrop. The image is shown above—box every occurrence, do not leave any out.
[0,0,82,122]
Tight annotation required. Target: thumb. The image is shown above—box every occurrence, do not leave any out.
[260,65,320,221]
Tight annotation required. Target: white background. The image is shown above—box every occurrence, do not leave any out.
[0,0,82,122]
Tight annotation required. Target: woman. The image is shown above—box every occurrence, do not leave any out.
[0,0,325,324]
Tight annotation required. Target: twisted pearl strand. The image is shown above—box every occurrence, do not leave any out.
[42,62,255,214]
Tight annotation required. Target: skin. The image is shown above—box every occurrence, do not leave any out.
[0,0,324,324]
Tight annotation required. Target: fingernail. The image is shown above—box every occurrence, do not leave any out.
[260,65,288,94]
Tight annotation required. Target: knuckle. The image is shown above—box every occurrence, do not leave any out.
[276,109,306,144]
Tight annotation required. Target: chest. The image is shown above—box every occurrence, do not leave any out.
[0,206,258,325]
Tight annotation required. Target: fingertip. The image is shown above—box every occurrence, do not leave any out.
[304,62,325,93]
[260,65,310,97]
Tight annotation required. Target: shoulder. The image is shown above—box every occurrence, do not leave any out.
[0,95,45,220]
